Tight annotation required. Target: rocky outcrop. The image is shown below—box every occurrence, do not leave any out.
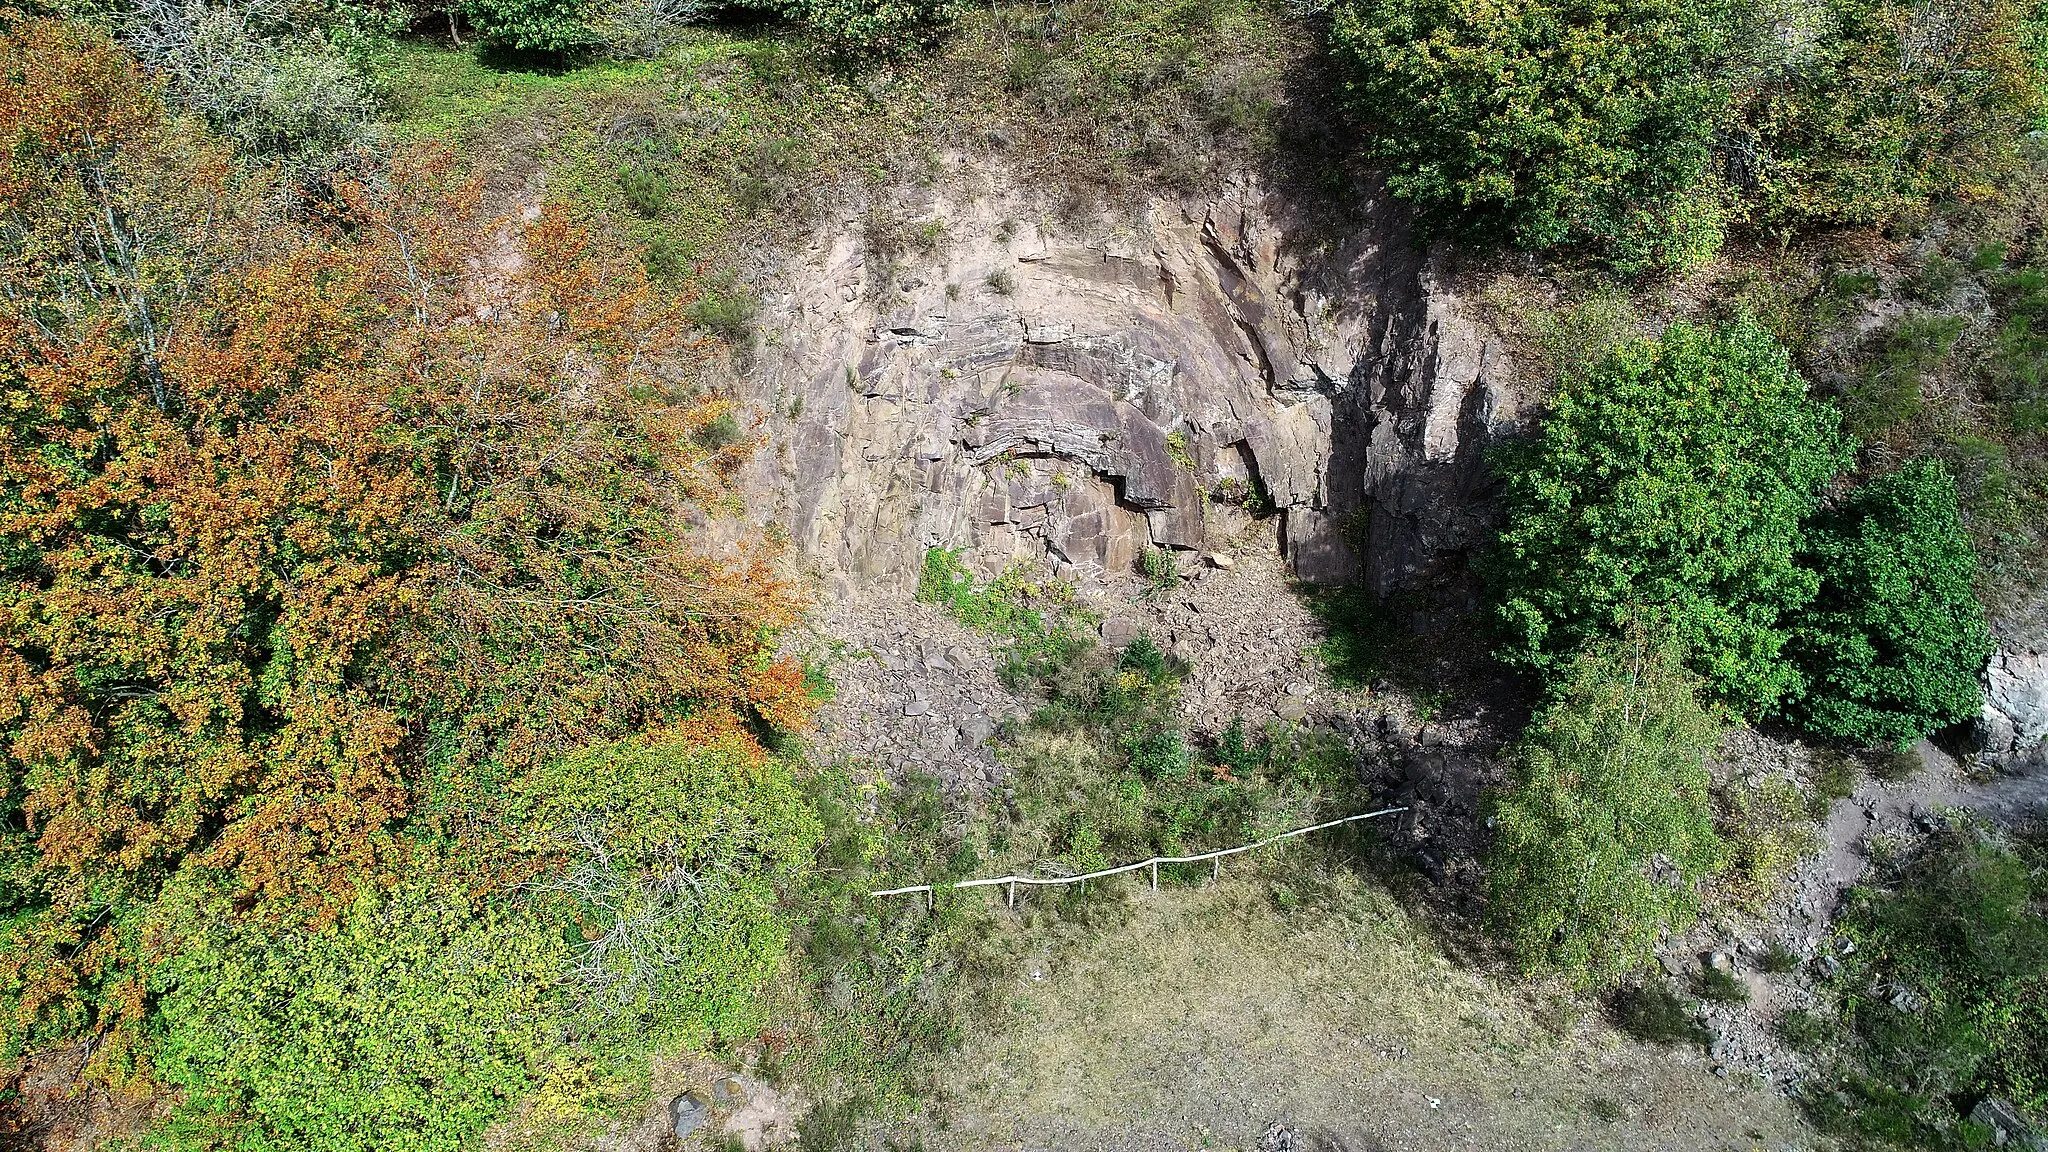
[738,159,1520,600]
[1979,648,2048,768]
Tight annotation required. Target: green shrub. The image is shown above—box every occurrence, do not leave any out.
[148,879,564,1152]
[641,234,694,283]
[691,410,744,450]
[1326,0,1733,270]
[1138,545,1178,591]
[1757,942,1801,974]
[617,161,668,217]
[1210,475,1274,516]
[1490,317,1854,715]
[1486,629,1726,986]
[513,732,822,1053]
[462,0,594,53]
[1786,458,1992,748]
[1327,0,2048,255]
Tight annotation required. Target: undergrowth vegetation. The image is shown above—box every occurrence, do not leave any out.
[769,552,1394,1136]
[920,549,1375,886]
[1799,821,2047,1147]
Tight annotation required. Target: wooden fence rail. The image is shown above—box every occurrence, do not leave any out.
[871,805,1409,909]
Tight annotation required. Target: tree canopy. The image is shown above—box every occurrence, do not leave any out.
[1327,0,2048,266]
[1489,317,1854,715]
[1788,458,1994,747]
[1327,0,1731,269]
[0,17,813,1093]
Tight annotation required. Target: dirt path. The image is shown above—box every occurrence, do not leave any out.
[896,877,1827,1152]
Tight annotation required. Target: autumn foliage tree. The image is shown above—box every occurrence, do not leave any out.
[0,17,812,1086]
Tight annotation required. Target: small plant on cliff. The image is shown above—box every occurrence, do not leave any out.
[1138,545,1179,593]
[1210,476,1274,516]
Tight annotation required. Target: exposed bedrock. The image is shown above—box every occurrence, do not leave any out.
[738,163,1522,602]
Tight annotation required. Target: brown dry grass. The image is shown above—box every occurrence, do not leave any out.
[891,871,1829,1152]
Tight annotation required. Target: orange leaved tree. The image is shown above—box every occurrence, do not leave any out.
[0,19,811,1085]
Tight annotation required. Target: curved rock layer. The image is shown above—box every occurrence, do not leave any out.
[740,163,1520,601]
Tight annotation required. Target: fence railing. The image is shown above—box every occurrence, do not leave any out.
[871,805,1409,909]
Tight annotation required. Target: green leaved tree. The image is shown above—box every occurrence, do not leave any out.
[1487,627,1726,986]
[1326,0,1735,270]
[1787,458,1993,747]
[1489,317,1855,715]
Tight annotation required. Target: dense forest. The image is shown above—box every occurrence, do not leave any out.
[0,0,2044,1147]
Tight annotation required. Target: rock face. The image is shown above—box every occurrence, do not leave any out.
[738,161,1519,600]
[1980,648,2048,767]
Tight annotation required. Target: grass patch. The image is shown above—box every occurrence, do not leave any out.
[914,547,1094,687]
[1775,1008,1837,1054]
[1756,942,1802,974]
[954,0,1300,199]
[1867,745,1923,782]
[376,42,668,144]
[761,767,1012,1132]
[1810,748,1858,817]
